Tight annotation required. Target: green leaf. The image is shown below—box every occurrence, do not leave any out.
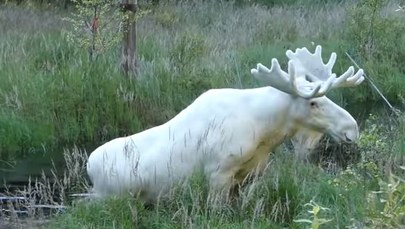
[293,219,313,224]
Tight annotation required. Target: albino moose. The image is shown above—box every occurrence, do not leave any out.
[86,45,364,201]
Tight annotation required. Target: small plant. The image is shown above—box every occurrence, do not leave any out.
[294,200,333,229]
[63,0,123,60]
[348,113,396,178]
[329,166,365,191]
[363,170,405,228]
[358,114,389,157]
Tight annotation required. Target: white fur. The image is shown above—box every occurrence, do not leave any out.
[87,87,359,201]
[291,127,325,161]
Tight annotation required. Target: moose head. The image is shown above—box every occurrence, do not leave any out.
[251,45,364,160]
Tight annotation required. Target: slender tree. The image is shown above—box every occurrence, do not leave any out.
[64,0,122,61]
[64,0,148,77]
[120,0,138,76]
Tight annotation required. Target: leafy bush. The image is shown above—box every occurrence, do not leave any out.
[345,0,405,107]
[346,0,405,60]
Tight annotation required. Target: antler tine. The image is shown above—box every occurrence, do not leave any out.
[251,58,326,99]
[332,67,365,88]
[316,72,337,95]
[251,59,294,95]
[313,45,337,71]
[286,45,365,91]
[286,45,335,82]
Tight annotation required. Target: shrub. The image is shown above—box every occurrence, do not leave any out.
[345,0,405,107]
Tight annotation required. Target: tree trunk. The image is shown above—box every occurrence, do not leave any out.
[120,0,138,77]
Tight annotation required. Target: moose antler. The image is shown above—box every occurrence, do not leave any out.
[251,58,335,98]
[286,45,365,90]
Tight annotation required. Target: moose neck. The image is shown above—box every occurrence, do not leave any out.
[252,87,303,142]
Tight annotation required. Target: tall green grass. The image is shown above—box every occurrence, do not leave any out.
[46,137,405,228]
[42,113,405,228]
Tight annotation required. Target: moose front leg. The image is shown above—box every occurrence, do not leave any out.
[207,169,239,201]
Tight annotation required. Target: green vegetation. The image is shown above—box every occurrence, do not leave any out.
[0,0,405,228]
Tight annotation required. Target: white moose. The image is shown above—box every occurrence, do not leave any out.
[86,45,364,202]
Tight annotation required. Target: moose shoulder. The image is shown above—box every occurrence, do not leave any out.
[86,45,364,202]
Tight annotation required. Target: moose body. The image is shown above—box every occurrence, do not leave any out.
[88,87,296,200]
[87,46,364,201]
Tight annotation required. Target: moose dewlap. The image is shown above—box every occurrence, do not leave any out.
[86,45,364,202]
